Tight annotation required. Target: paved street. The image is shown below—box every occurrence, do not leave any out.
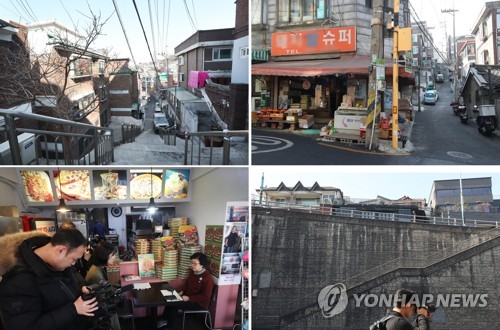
[252,80,500,165]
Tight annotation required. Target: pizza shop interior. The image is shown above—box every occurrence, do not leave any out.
[0,166,249,330]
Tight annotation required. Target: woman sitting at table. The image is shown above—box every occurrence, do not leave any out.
[157,252,214,329]
[86,241,121,330]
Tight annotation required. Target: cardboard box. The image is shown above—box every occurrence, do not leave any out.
[285,108,303,116]
[379,128,390,139]
[298,115,315,129]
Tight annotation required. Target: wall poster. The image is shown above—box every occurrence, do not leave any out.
[219,201,248,286]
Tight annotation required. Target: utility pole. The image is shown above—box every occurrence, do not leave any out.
[442,7,458,101]
[417,66,421,112]
[391,0,400,149]
[365,0,385,150]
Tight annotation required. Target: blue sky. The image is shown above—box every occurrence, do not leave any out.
[0,0,236,63]
[412,0,488,58]
[250,166,500,202]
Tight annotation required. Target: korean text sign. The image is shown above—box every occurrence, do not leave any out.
[271,26,356,56]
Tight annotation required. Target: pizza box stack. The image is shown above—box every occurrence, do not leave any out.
[160,236,177,250]
[135,239,151,255]
[151,239,163,261]
[178,244,201,279]
[178,225,199,247]
[168,217,188,247]
[157,248,178,280]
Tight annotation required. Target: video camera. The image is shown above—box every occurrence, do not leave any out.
[418,303,436,313]
[82,280,133,329]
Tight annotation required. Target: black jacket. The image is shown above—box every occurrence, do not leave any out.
[386,310,430,330]
[0,234,89,330]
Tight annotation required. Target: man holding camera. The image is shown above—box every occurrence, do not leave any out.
[0,230,98,330]
[385,289,432,330]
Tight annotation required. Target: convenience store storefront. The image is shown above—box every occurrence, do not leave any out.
[251,26,414,124]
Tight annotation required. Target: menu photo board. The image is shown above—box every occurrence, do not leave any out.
[19,170,56,204]
[129,169,163,200]
[93,170,128,200]
[19,167,192,206]
[164,169,190,200]
[53,169,92,201]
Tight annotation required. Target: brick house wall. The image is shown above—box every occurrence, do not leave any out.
[234,0,248,40]
[108,59,138,117]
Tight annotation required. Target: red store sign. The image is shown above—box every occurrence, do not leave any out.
[271,26,357,56]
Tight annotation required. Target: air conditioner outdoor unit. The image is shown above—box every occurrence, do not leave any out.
[322,198,332,205]
[0,133,36,165]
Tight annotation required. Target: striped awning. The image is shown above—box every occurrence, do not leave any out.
[252,49,269,62]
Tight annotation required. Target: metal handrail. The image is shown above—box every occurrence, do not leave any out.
[252,200,500,228]
[0,110,110,129]
[183,130,248,165]
[1,109,113,165]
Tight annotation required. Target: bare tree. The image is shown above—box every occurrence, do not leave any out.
[0,7,124,164]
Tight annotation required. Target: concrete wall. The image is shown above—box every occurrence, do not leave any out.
[252,207,500,329]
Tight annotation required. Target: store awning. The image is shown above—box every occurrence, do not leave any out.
[252,55,413,78]
[252,49,269,62]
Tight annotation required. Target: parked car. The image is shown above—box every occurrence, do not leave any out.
[423,90,439,105]
[154,112,168,133]
[155,102,162,112]
[436,73,444,83]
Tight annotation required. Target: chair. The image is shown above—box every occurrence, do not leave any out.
[181,285,218,330]
[117,298,135,330]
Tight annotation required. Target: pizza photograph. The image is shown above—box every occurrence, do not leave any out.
[164,169,190,199]
[54,169,91,201]
[20,170,54,202]
[93,170,128,200]
[130,172,162,199]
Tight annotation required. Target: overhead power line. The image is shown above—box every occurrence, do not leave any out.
[112,0,138,67]
[408,1,450,66]
[132,0,161,81]
[183,0,197,31]
[147,0,158,63]
[164,0,171,54]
